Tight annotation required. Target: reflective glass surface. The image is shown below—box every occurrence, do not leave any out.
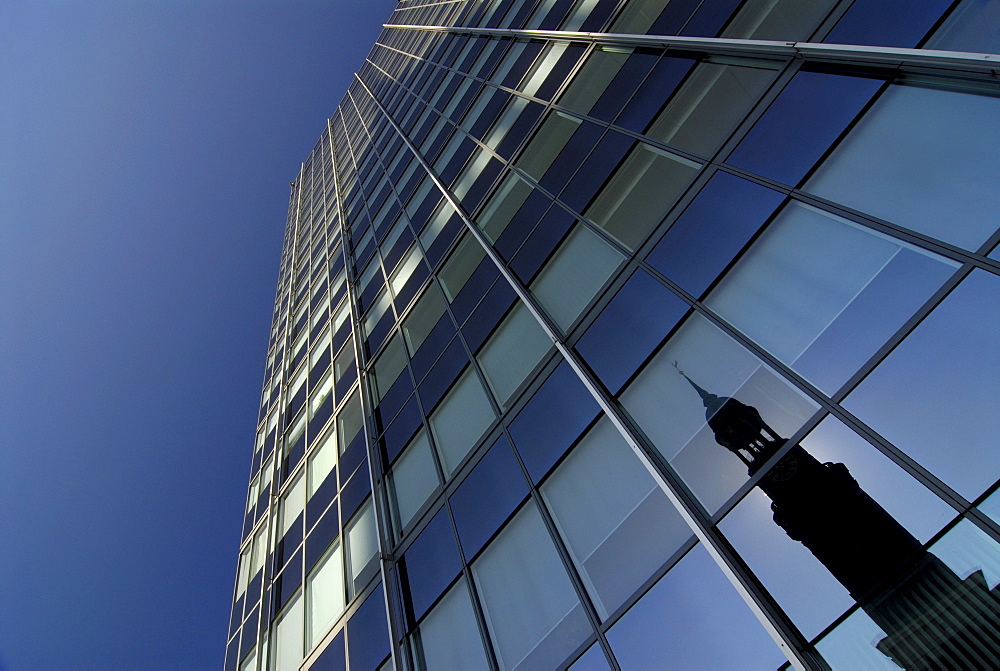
[844,270,1000,500]
[472,502,592,670]
[606,545,785,669]
[229,8,1000,670]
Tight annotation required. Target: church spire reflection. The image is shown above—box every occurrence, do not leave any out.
[676,365,1000,669]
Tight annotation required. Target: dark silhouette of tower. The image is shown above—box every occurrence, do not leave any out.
[676,365,1000,669]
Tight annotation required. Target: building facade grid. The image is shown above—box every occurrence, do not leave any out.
[226,1,1000,670]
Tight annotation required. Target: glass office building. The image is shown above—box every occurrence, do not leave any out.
[225,1,1000,669]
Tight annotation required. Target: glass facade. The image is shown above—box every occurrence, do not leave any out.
[226,1,1000,669]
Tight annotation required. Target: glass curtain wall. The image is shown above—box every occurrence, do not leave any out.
[227,1,1000,670]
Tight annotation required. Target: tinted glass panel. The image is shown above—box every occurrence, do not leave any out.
[542,418,692,619]
[621,312,818,513]
[646,171,784,298]
[826,0,951,47]
[472,502,592,670]
[806,83,1000,251]
[844,270,1000,500]
[704,201,958,393]
[509,360,601,481]
[728,71,883,186]
[530,225,625,331]
[577,269,688,395]
[584,143,699,250]
[644,58,777,157]
[404,508,462,621]
[606,545,784,669]
[477,302,552,406]
[415,578,490,670]
[428,368,497,476]
[347,585,390,671]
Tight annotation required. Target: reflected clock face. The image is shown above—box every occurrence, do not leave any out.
[767,455,799,482]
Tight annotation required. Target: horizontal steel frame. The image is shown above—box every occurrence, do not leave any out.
[383,23,1000,74]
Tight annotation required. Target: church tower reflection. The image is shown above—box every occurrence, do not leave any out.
[675,364,1000,669]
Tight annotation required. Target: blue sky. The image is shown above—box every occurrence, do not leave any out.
[0,1,398,668]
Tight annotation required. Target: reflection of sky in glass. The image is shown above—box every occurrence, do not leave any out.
[567,642,610,670]
[979,489,1000,527]
[542,418,692,619]
[621,313,817,512]
[807,84,1000,251]
[706,202,958,394]
[925,0,1000,52]
[606,544,785,670]
[845,270,1000,500]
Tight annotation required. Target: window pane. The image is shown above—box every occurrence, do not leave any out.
[311,330,332,368]
[372,335,408,403]
[451,436,529,559]
[337,392,364,454]
[646,171,784,298]
[476,172,533,243]
[402,286,447,355]
[272,594,304,671]
[704,202,958,393]
[346,500,378,595]
[477,302,552,406]
[428,368,496,476]
[530,225,624,331]
[815,519,1000,668]
[307,543,345,650]
[308,428,337,499]
[721,0,836,39]
[484,96,529,150]
[347,584,391,671]
[577,269,687,395]
[237,547,251,596]
[419,199,457,257]
[389,246,424,299]
[719,416,955,637]
[559,47,631,116]
[621,312,818,513]
[728,70,882,186]
[332,299,350,333]
[416,578,490,670]
[251,526,267,576]
[364,290,393,339]
[611,0,670,33]
[453,149,493,201]
[542,418,692,619]
[645,58,777,157]
[389,430,440,534]
[844,270,1000,500]
[472,502,592,670]
[310,371,333,417]
[282,476,305,536]
[439,234,486,303]
[518,42,569,96]
[508,360,601,482]
[606,544,784,669]
[404,508,462,622]
[584,143,699,249]
[806,83,1000,251]
[926,0,1000,53]
[239,646,257,671]
[516,111,581,181]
